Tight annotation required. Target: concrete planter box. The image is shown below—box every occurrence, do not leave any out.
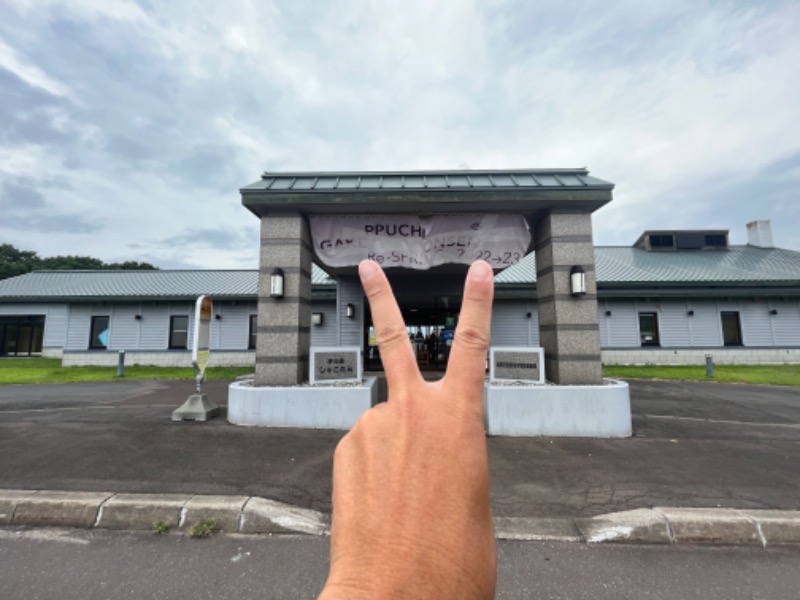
[228,377,378,430]
[483,379,631,437]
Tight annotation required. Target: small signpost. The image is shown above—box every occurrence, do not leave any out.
[172,295,221,421]
[310,347,362,385]
[489,347,545,384]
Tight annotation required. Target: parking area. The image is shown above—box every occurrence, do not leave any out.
[0,378,797,517]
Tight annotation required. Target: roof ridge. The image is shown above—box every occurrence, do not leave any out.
[260,167,591,177]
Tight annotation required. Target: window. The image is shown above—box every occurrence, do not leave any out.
[169,316,189,349]
[89,316,110,350]
[721,312,743,346]
[638,313,660,346]
[649,234,675,249]
[249,314,257,350]
[705,234,727,248]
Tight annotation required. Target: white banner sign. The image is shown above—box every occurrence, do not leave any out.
[310,214,531,270]
[192,295,212,381]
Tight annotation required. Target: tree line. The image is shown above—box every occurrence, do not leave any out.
[0,243,157,281]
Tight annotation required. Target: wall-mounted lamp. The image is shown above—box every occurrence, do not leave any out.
[687,310,695,316]
[770,309,778,315]
[346,303,355,319]
[526,312,532,318]
[312,312,324,326]
[215,314,222,320]
[270,268,284,298]
[134,314,142,320]
[605,310,612,317]
[570,265,587,296]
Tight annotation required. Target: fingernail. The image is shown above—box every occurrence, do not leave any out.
[359,260,380,280]
[468,260,492,281]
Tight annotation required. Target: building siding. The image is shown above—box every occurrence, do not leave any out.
[604,301,640,347]
[109,304,140,350]
[217,302,256,350]
[658,300,691,347]
[771,299,800,346]
[66,304,92,350]
[337,276,364,347]
[739,300,773,347]
[491,301,530,347]
[688,300,722,346]
[311,301,338,346]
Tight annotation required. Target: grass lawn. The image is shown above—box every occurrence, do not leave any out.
[2,358,798,387]
[603,364,800,387]
[0,357,253,385]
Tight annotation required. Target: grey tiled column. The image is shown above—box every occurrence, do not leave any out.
[254,213,312,386]
[533,211,603,385]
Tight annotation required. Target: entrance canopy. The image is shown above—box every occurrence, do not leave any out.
[241,168,614,276]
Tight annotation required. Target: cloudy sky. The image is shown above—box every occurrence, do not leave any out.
[1,0,799,269]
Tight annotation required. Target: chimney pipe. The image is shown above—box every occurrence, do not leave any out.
[746,220,774,248]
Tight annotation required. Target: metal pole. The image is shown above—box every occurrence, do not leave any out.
[117,350,125,378]
[705,354,714,378]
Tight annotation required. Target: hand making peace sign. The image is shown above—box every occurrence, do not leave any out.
[319,259,497,600]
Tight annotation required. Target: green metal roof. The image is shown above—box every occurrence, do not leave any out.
[241,168,615,219]
[1,247,798,301]
[0,270,259,301]
[0,267,333,301]
[495,246,800,285]
[243,168,613,194]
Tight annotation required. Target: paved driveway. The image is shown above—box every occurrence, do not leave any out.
[0,378,797,517]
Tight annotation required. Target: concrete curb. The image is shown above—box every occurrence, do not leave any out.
[2,490,799,546]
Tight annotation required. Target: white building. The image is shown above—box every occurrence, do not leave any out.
[1,222,798,368]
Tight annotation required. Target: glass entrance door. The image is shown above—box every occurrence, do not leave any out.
[0,316,45,357]
[364,304,460,372]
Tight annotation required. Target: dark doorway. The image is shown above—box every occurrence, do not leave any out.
[0,315,45,357]
[638,312,660,346]
[721,311,743,346]
[364,302,461,372]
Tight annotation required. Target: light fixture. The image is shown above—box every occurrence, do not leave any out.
[215,314,222,320]
[770,309,778,315]
[687,310,695,316]
[605,310,612,317]
[270,268,284,298]
[526,312,532,318]
[134,314,142,320]
[570,265,587,296]
[346,303,355,319]
[312,312,324,326]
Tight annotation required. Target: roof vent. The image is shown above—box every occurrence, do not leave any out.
[747,220,774,248]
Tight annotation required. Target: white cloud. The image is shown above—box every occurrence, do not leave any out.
[0,37,74,99]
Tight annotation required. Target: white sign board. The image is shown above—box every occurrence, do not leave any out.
[310,214,530,270]
[192,295,213,381]
[490,347,545,384]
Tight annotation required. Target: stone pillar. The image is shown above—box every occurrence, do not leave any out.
[255,213,312,386]
[533,211,603,385]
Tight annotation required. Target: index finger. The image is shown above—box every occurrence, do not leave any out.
[359,260,423,395]
[444,260,494,395]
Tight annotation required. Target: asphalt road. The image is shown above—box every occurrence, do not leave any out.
[0,528,798,599]
[0,378,798,517]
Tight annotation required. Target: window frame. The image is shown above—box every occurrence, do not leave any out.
[169,315,189,350]
[89,315,110,350]
[638,312,661,347]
